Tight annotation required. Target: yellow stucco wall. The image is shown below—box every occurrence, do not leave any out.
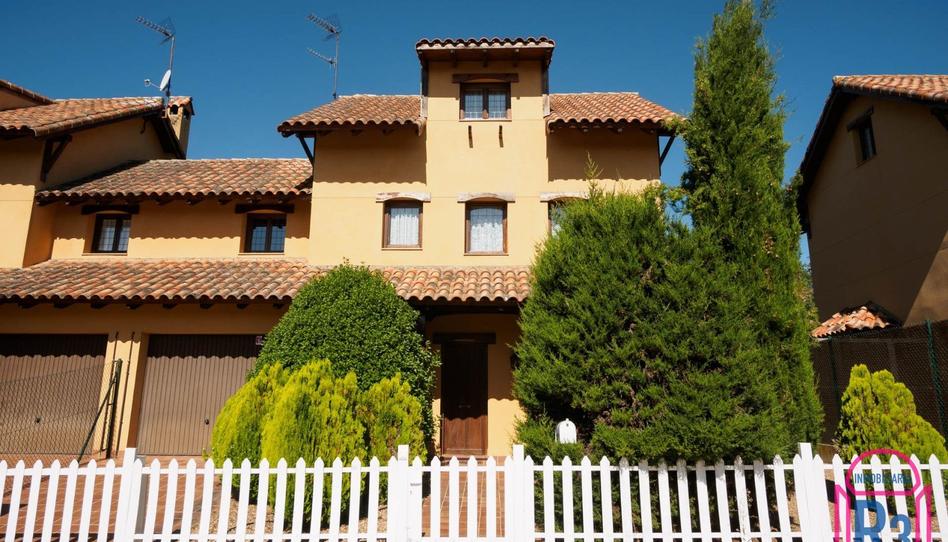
[805,95,948,325]
[48,200,311,259]
[426,312,522,456]
[0,117,178,268]
[309,60,660,267]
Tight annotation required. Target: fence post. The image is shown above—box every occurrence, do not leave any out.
[407,452,423,542]
[113,448,142,541]
[389,445,410,542]
[504,445,525,541]
[796,443,833,541]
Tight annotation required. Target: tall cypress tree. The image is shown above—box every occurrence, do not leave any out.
[680,0,822,444]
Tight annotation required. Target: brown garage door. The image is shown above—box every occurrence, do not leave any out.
[136,334,260,456]
[0,334,108,455]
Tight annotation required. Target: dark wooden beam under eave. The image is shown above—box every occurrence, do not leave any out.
[40,135,72,182]
[296,134,314,162]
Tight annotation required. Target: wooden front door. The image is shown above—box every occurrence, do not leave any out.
[440,341,488,456]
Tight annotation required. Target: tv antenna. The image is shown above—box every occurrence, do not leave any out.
[136,16,176,100]
[306,13,341,100]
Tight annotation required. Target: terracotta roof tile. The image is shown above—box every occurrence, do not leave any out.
[36,158,313,202]
[0,80,54,106]
[548,92,681,128]
[811,305,894,338]
[279,92,678,133]
[278,95,422,133]
[0,260,531,305]
[833,74,948,104]
[415,37,555,50]
[0,96,192,137]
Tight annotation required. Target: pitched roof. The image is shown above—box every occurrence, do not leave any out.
[811,305,895,338]
[0,80,54,106]
[0,96,193,138]
[0,260,531,305]
[415,36,555,49]
[278,93,679,134]
[797,74,948,230]
[278,95,422,134]
[547,92,681,130]
[832,74,948,104]
[36,158,313,203]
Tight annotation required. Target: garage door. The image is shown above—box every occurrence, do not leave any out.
[136,335,261,456]
[0,334,108,455]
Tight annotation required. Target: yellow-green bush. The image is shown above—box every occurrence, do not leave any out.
[359,374,426,462]
[837,364,947,460]
[261,359,365,522]
[210,363,287,465]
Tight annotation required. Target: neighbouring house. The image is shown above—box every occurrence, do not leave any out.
[0,37,679,458]
[798,74,948,335]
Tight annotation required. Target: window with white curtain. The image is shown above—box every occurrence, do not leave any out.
[466,203,506,254]
[548,202,567,236]
[384,201,422,248]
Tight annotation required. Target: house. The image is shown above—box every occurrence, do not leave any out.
[0,37,678,458]
[797,75,948,336]
[798,74,948,334]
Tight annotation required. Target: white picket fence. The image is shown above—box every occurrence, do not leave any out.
[0,443,945,541]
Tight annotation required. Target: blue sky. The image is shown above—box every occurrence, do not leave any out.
[4,0,947,259]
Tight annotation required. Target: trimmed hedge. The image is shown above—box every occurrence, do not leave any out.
[836,364,947,460]
[253,265,438,443]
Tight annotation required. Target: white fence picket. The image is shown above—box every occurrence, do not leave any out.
[77,460,95,542]
[144,459,162,542]
[713,460,730,539]
[428,456,441,541]
[695,460,711,542]
[217,459,233,542]
[235,459,251,542]
[292,458,307,542]
[197,458,215,542]
[24,460,43,542]
[638,460,653,542]
[617,459,633,542]
[891,455,909,519]
[409,455,424,542]
[542,457,555,542]
[311,458,325,535]
[523,455,536,541]
[772,456,792,542]
[580,457,594,542]
[448,456,460,541]
[676,459,692,541]
[180,459,197,542]
[40,460,60,542]
[931,455,948,539]
[657,461,671,539]
[59,460,79,542]
[599,457,614,542]
[366,457,380,542]
[486,456,497,540]
[753,459,772,542]
[254,459,270,542]
[733,457,751,539]
[273,458,289,541]
[162,459,180,542]
[870,455,894,542]
[562,456,575,542]
[467,456,478,539]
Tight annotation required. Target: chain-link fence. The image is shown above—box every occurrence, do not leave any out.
[813,319,948,444]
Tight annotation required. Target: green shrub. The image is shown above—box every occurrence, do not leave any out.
[209,363,287,465]
[253,264,438,443]
[261,360,366,523]
[836,364,947,460]
[359,374,426,462]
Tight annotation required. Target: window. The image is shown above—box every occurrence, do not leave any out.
[91,214,131,253]
[461,84,510,120]
[848,109,877,164]
[383,201,422,248]
[244,214,286,253]
[548,202,567,236]
[465,203,506,254]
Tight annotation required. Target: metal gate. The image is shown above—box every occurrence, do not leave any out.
[0,334,108,456]
[135,334,260,456]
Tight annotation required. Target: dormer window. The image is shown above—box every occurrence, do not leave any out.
[91,214,131,253]
[244,214,286,253]
[461,83,510,120]
[847,108,877,165]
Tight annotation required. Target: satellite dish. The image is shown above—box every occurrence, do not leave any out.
[158,69,172,92]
